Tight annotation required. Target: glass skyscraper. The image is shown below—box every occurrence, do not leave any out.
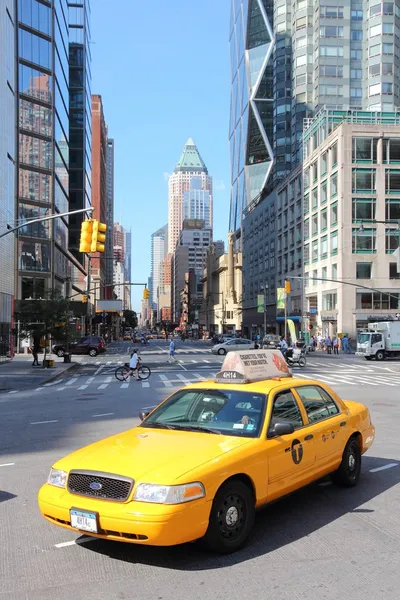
[182,177,212,229]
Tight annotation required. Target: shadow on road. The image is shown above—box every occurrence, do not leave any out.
[80,455,399,571]
[0,490,17,504]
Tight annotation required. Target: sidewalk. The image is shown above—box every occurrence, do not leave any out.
[0,356,78,392]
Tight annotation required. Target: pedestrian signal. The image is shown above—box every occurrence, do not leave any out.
[79,220,93,253]
[91,220,107,252]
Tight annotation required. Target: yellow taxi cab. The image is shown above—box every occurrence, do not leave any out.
[38,349,375,554]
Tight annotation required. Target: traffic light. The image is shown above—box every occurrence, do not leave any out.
[79,220,93,253]
[91,220,107,252]
[143,288,150,300]
[285,280,291,294]
[82,294,88,304]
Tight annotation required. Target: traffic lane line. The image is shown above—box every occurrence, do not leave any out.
[30,420,58,425]
[92,412,114,418]
[369,463,399,473]
[0,462,15,467]
[55,536,97,548]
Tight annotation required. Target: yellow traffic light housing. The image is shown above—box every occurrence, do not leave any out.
[143,288,150,300]
[82,294,88,304]
[90,220,107,252]
[285,280,291,294]
[79,220,93,253]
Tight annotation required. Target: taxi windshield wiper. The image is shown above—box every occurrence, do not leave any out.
[142,422,177,430]
[171,424,223,435]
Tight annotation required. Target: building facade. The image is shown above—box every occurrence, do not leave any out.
[303,110,400,337]
[150,224,167,307]
[0,0,16,359]
[168,138,212,253]
[183,176,212,228]
[105,137,114,298]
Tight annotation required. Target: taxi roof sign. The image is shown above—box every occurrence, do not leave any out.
[214,349,292,384]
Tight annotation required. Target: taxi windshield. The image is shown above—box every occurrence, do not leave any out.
[140,389,266,438]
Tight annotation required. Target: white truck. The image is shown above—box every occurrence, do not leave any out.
[356,321,400,361]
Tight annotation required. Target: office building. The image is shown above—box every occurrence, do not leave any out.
[0,0,16,359]
[17,0,89,308]
[183,177,212,228]
[91,94,107,301]
[105,138,114,298]
[231,0,400,336]
[158,253,172,322]
[168,138,212,253]
[303,110,400,337]
[150,224,167,307]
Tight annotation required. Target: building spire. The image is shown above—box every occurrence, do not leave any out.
[175,138,208,173]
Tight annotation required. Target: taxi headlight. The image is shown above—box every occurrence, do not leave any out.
[134,482,205,504]
[47,468,68,488]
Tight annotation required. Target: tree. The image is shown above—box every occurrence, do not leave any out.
[14,292,71,364]
[123,310,137,329]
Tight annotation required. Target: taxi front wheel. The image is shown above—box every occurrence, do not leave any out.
[203,480,255,553]
[332,437,361,487]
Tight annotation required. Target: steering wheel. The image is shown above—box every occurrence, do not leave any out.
[237,416,256,426]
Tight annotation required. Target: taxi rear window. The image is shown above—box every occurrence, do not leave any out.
[141,389,267,438]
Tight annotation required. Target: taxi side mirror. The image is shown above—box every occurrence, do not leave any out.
[139,411,150,421]
[269,422,295,438]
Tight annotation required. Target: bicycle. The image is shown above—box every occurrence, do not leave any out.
[115,361,151,382]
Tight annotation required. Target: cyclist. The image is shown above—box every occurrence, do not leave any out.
[129,349,140,381]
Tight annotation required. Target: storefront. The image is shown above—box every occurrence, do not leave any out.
[320,311,338,337]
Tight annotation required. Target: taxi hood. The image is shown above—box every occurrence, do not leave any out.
[54,427,254,484]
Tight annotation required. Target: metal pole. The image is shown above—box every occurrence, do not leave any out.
[86,255,92,335]
[0,206,94,240]
[263,282,267,336]
[284,281,288,342]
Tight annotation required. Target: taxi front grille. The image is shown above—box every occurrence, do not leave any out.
[44,514,148,540]
[67,470,133,502]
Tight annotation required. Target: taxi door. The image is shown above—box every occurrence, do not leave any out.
[266,389,316,500]
[293,384,346,471]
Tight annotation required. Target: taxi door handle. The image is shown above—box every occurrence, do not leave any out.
[304,434,313,440]
[340,421,347,427]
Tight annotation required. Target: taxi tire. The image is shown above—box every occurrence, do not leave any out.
[203,480,255,553]
[332,437,361,488]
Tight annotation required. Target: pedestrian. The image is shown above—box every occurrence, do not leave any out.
[347,337,353,354]
[325,336,332,354]
[169,338,176,361]
[333,335,339,354]
[342,335,348,354]
[129,349,140,381]
[279,336,288,357]
[31,339,40,366]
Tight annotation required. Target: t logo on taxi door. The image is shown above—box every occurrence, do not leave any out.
[291,439,303,464]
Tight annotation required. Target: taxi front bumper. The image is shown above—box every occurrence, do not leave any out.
[38,484,211,546]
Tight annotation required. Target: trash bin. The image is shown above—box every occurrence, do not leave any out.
[44,359,55,368]
[63,353,71,363]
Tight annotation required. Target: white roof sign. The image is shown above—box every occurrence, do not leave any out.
[214,349,292,384]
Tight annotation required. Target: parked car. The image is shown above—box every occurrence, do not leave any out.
[211,338,254,355]
[262,334,281,349]
[52,336,105,357]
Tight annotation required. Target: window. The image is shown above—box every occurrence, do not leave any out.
[382,82,393,94]
[320,65,343,77]
[320,84,343,96]
[370,24,381,37]
[321,152,327,175]
[352,169,376,192]
[321,182,327,204]
[383,2,394,14]
[296,386,339,423]
[356,263,372,279]
[351,88,362,99]
[321,235,328,258]
[369,44,380,57]
[320,25,344,37]
[312,214,318,236]
[390,263,400,279]
[385,199,400,221]
[18,240,50,271]
[370,4,381,17]
[357,292,372,309]
[18,28,51,70]
[350,69,362,79]
[352,138,378,163]
[330,202,338,226]
[357,291,399,309]
[369,83,381,96]
[382,63,393,75]
[386,170,400,193]
[18,204,50,239]
[323,293,337,310]
[320,46,344,57]
[352,198,376,221]
[304,218,309,240]
[386,229,399,252]
[296,73,307,85]
[383,139,400,163]
[331,230,338,254]
[322,267,327,280]
[304,243,310,264]
[269,391,304,432]
[351,9,363,19]
[332,263,337,280]
[321,208,328,230]
[383,23,394,33]
[19,134,52,169]
[320,6,344,18]
[351,30,363,40]
[369,64,380,77]
[296,16,307,29]
[352,228,376,253]
[296,54,307,67]
[312,239,318,261]
[331,173,338,197]
[351,49,362,60]
[383,43,393,54]
[312,161,318,182]
[312,188,318,210]
[331,143,338,167]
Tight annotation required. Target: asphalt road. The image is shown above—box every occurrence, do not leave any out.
[0,341,399,600]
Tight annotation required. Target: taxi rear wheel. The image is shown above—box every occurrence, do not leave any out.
[332,437,361,487]
[203,480,255,553]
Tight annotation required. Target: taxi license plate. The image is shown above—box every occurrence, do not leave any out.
[70,509,98,533]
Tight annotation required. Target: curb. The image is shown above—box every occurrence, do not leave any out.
[0,361,80,392]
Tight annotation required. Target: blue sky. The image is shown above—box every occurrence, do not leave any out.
[90,0,231,313]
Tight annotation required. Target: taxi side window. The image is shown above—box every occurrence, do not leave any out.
[269,391,304,430]
[296,386,339,424]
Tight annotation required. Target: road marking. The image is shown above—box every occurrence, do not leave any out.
[78,385,88,390]
[98,384,108,390]
[0,463,15,467]
[159,374,173,387]
[193,373,206,380]
[44,379,64,387]
[94,364,104,376]
[121,382,129,389]
[57,387,66,391]
[8,390,18,394]
[176,374,190,383]
[104,376,112,383]
[85,377,94,384]
[55,537,97,548]
[191,359,197,363]
[106,361,111,365]
[66,377,78,386]
[30,420,58,425]
[203,359,210,363]
[142,381,150,388]
[363,376,397,387]
[369,463,398,473]
[35,387,44,392]
[92,412,114,418]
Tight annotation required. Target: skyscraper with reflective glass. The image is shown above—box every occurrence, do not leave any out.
[16,0,91,304]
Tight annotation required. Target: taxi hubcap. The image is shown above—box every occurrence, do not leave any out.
[226,506,239,526]
[217,494,245,540]
[349,452,356,471]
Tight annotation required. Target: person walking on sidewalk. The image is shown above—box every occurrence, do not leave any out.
[332,335,339,354]
[169,338,176,362]
[325,336,332,354]
[31,339,40,366]
[342,335,349,354]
